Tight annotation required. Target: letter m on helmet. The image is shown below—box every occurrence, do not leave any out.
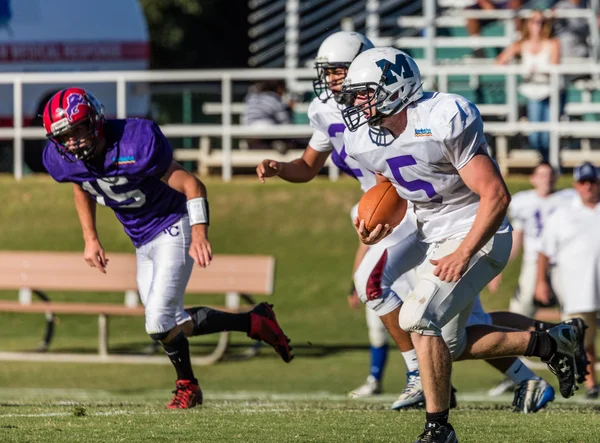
[375,54,415,85]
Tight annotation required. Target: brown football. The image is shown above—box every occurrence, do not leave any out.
[358,182,408,233]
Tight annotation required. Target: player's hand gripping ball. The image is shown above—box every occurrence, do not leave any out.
[358,182,407,233]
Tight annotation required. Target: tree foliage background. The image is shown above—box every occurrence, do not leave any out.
[139,0,250,69]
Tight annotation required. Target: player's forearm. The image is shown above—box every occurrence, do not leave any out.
[163,162,207,201]
[181,176,210,237]
[458,191,510,258]
[73,186,99,242]
[276,159,318,183]
[536,253,550,285]
[180,175,207,200]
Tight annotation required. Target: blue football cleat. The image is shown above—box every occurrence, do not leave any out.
[513,378,555,413]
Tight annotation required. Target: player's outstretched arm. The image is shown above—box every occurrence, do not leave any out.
[73,183,108,273]
[162,162,212,268]
[256,146,331,183]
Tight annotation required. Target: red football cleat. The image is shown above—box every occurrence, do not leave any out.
[249,303,293,363]
[166,380,203,409]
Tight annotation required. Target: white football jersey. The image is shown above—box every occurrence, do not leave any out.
[345,91,511,243]
[307,97,377,192]
[309,96,417,239]
[509,188,576,263]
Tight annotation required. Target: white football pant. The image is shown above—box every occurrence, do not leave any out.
[509,260,539,317]
[399,233,512,360]
[509,260,562,317]
[136,215,194,335]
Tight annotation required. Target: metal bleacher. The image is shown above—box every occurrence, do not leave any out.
[244,0,600,174]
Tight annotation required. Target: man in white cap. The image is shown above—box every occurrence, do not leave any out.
[537,161,600,399]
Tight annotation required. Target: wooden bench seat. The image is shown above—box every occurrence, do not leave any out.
[0,251,275,365]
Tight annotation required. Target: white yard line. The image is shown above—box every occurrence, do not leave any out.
[0,388,597,416]
[0,410,146,418]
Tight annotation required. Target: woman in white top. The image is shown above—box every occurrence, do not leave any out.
[496,10,561,162]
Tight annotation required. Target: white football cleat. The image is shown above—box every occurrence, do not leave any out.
[488,378,517,397]
[348,375,381,398]
[392,370,425,410]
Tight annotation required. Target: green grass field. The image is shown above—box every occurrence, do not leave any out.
[0,175,597,443]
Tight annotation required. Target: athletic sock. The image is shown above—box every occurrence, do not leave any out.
[370,345,388,381]
[524,331,557,361]
[162,331,196,382]
[187,306,251,335]
[402,349,419,373]
[504,359,538,384]
[426,409,449,427]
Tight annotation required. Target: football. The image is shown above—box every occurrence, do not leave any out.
[358,182,407,233]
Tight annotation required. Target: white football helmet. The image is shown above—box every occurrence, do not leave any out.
[313,31,374,104]
[341,47,423,131]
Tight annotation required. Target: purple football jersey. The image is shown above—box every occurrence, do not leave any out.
[43,119,187,247]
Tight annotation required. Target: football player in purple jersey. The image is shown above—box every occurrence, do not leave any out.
[42,87,293,409]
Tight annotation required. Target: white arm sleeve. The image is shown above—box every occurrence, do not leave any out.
[309,130,334,153]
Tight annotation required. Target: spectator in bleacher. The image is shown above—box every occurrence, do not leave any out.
[465,0,522,58]
[552,0,591,123]
[496,10,561,162]
[552,0,590,60]
[537,161,600,399]
[243,80,295,153]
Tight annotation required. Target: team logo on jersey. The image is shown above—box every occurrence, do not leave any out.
[414,128,432,137]
[65,93,86,120]
[111,156,136,165]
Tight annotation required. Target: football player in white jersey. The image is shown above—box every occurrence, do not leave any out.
[489,162,575,315]
[258,33,560,415]
[257,31,428,410]
[341,47,582,443]
[487,161,577,396]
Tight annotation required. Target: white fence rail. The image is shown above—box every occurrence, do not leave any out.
[5,63,600,180]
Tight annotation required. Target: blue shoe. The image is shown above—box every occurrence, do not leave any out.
[513,378,555,413]
[392,369,425,410]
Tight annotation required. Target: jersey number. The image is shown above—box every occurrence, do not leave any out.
[386,155,442,203]
[533,209,543,237]
[81,177,146,208]
[328,123,368,178]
